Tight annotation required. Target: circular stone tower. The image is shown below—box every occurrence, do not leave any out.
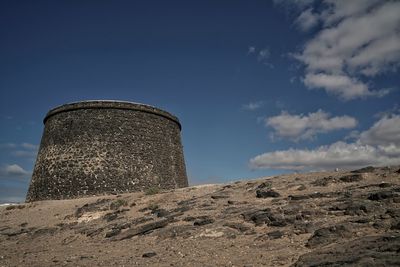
[26,100,188,202]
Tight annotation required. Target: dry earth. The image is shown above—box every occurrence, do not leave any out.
[1,166,400,266]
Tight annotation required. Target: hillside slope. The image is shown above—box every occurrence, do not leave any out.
[1,166,400,266]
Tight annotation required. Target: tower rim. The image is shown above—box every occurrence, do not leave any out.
[43,100,181,130]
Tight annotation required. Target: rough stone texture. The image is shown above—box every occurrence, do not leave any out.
[2,166,400,266]
[26,100,188,202]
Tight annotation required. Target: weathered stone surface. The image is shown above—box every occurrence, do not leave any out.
[26,100,188,202]
[368,191,397,201]
[339,174,363,183]
[142,252,157,258]
[293,233,400,267]
[111,219,170,241]
[267,230,284,239]
[192,216,215,226]
[351,166,376,173]
[306,224,353,248]
[256,189,280,198]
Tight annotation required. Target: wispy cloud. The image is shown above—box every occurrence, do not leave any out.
[257,48,270,62]
[266,109,357,141]
[287,1,400,100]
[250,114,400,171]
[247,46,274,68]
[295,8,318,31]
[242,101,264,111]
[1,142,39,159]
[1,164,31,178]
[248,46,256,54]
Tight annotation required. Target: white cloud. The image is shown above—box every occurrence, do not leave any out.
[303,73,390,100]
[295,8,319,31]
[266,109,357,141]
[1,142,39,159]
[359,114,400,146]
[248,46,256,54]
[0,143,17,148]
[273,0,314,9]
[291,1,400,100]
[12,150,38,158]
[2,164,30,177]
[20,143,39,150]
[250,114,400,170]
[243,101,263,111]
[257,48,270,62]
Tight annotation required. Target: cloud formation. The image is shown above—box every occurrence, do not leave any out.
[250,114,400,171]
[1,164,30,178]
[242,101,264,111]
[295,8,318,31]
[266,109,357,141]
[1,142,39,159]
[291,1,400,100]
[247,46,274,68]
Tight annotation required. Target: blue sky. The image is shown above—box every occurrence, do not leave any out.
[1,0,399,203]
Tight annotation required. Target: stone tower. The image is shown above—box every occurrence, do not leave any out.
[26,100,188,202]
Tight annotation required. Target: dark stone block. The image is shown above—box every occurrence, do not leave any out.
[339,174,363,183]
[256,189,280,198]
[142,252,157,258]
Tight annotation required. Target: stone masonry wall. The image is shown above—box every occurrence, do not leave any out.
[26,101,188,202]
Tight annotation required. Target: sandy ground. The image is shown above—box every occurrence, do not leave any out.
[1,166,400,266]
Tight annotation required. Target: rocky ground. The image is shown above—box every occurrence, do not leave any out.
[1,166,400,267]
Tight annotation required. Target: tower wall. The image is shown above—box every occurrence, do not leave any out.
[26,101,188,202]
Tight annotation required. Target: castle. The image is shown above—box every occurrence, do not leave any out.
[26,100,188,202]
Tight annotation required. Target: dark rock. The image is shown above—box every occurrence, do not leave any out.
[151,208,170,218]
[379,182,393,188]
[267,230,284,239]
[156,225,196,239]
[329,200,379,216]
[346,201,378,215]
[306,224,353,248]
[112,219,170,241]
[193,217,214,226]
[105,228,121,238]
[256,189,280,198]
[351,166,376,173]
[294,222,316,234]
[242,209,287,227]
[171,205,191,213]
[210,194,229,199]
[386,208,400,219]
[103,212,118,222]
[297,184,307,191]
[289,195,310,201]
[368,191,396,201]
[293,233,400,267]
[177,199,196,206]
[352,217,370,224]
[142,252,157,258]
[223,222,251,233]
[242,209,272,226]
[391,221,400,230]
[256,182,272,190]
[75,199,110,218]
[339,174,363,183]
[183,216,197,222]
[32,227,57,237]
[1,227,36,237]
[109,199,128,210]
[77,227,104,237]
[312,176,335,186]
